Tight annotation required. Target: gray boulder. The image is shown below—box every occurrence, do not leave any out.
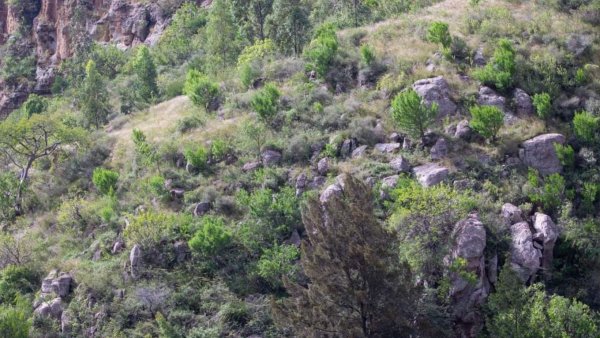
[532,213,559,272]
[130,245,142,278]
[478,86,506,112]
[295,173,308,196]
[242,161,262,172]
[352,145,368,158]
[35,298,64,319]
[319,183,343,204]
[261,150,282,167]
[112,240,125,254]
[473,47,486,66]
[317,157,331,176]
[519,133,565,175]
[402,137,412,150]
[340,138,358,158]
[430,138,448,160]
[455,120,472,140]
[412,76,457,116]
[374,143,401,153]
[513,88,534,115]
[501,203,524,226]
[566,34,593,57]
[510,222,542,283]
[413,163,449,187]
[193,201,212,217]
[390,156,411,173]
[174,241,191,263]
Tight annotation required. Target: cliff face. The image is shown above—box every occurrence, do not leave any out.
[0,0,175,117]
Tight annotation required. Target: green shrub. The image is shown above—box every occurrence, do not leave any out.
[426,22,452,49]
[22,94,47,117]
[360,44,376,66]
[0,295,31,338]
[237,39,275,88]
[188,216,232,256]
[533,93,552,120]
[133,46,159,102]
[554,144,575,169]
[250,83,281,123]
[528,170,565,214]
[176,115,205,133]
[210,139,230,162]
[92,168,119,195]
[132,129,161,173]
[184,145,209,172]
[124,211,178,248]
[390,89,438,142]
[581,182,598,215]
[148,175,168,197]
[0,266,38,304]
[183,70,220,111]
[473,38,516,90]
[0,173,18,223]
[304,23,339,78]
[257,244,299,288]
[469,105,504,141]
[573,111,598,144]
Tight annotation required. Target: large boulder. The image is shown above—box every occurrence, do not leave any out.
[261,149,282,167]
[390,156,411,173]
[455,120,472,140]
[478,86,506,112]
[449,214,489,338]
[413,163,449,187]
[501,203,524,227]
[374,143,401,153]
[430,138,448,160]
[52,273,72,298]
[340,138,358,158]
[510,222,542,283]
[412,76,457,117]
[532,213,559,272]
[317,157,331,176]
[519,133,565,175]
[130,245,142,278]
[512,88,534,115]
[35,298,64,319]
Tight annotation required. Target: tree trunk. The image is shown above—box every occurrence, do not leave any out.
[14,157,34,216]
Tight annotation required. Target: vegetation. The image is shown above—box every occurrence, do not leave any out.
[183,70,220,111]
[390,89,438,142]
[473,38,516,90]
[250,83,281,123]
[469,105,504,142]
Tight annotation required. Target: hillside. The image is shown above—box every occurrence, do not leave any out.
[0,0,599,337]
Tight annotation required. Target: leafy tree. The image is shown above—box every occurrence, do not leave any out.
[250,83,281,123]
[133,46,159,102]
[273,174,420,337]
[188,216,232,256]
[257,243,299,288]
[206,0,240,71]
[473,39,516,91]
[266,0,311,55]
[79,60,110,129]
[0,114,84,215]
[155,2,206,65]
[426,21,452,50]
[240,120,269,157]
[469,105,504,142]
[237,39,276,88]
[21,94,47,118]
[92,168,119,195]
[533,92,552,120]
[304,23,339,78]
[230,0,274,42]
[183,70,220,111]
[528,170,565,215]
[132,129,161,174]
[573,110,598,144]
[0,265,38,304]
[390,89,438,143]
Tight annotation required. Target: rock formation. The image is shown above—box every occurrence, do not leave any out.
[519,133,565,175]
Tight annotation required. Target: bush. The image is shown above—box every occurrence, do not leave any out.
[304,23,339,78]
[256,244,299,288]
[360,44,376,66]
[183,70,220,111]
[426,22,452,50]
[573,111,598,144]
[390,89,438,142]
[188,216,232,256]
[0,266,38,304]
[554,144,575,169]
[133,46,159,102]
[148,175,168,198]
[92,168,119,195]
[0,296,31,338]
[184,145,209,172]
[528,170,565,214]
[22,94,47,117]
[473,38,516,91]
[533,93,552,120]
[581,182,598,215]
[124,211,179,248]
[250,83,281,123]
[0,173,18,223]
[469,105,504,141]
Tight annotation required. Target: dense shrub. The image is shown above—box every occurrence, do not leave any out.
[256,244,299,288]
[527,170,565,215]
[390,89,438,142]
[533,93,552,120]
[0,174,18,223]
[133,46,159,102]
[183,70,220,111]
[573,111,598,144]
[92,168,119,195]
[124,211,179,248]
[188,216,232,256]
[0,266,38,304]
[304,23,339,78]
[250,83,281,123]
[473,39,516,91]
[184,145,209,172]
[469,105,504,142]
[360,44,376,66]
[554,144,575,169]
[0,296,31,338]
[426,22,452,50]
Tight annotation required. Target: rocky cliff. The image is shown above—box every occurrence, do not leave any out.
[0,0,178,118]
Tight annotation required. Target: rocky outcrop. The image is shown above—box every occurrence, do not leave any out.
[430,138,448,160]
[510,221,542,283]
[449,214,490,338]
[478,86,506,112]
[413,163,449,187]
[130,244,142,278]
[261,149,282,167]
[412,76,457,117]
[374,143,401,153]
[519,133,565,175]
[512,88,534,115]
[532,212,559,272]
[501,203,524,226]
[0,0,175,117]
[390,156,411,173]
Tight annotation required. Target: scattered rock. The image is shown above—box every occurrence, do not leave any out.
[510,222,542,283]
[261,150,282,167]
[130,245,142,278]
[380,175,399,199]
[317,157,331,175]
[242,161,262,172]
[478,86,506,112]
[35,298,63,319]
[512,88,534,115]
[559,96,582,110]
[430,138,448,160]
[310,176,327,189]
[566,34,593,57]
[92,249,102,261]
[389,132,403,143]
[174,241,191,263]
[413,163,449,187]
[473,47,486,66]
[455,120,472,140]
[412,76,457,116]
[519,133,565,175]
[286,230,302,247]
[193,201,212,217]
[390,156,411,173]
[50,272,72,298]
[112,240,125,254]
[295,173,308,196]
[402,137,412,150]
[319,183,343,204]
[532,213,559,272]
[501,203,524,226]
[170,189,185,199]
[374,143,401,153]
[422,132,439,147]
[340,138,358,158]
[352,145,368,158]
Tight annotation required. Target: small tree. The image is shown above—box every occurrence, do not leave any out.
[188,216,232,256]
[573,110,598,144]
[473,39,516,91]
[469,105,504,142]
[533,92,552,120]
[0,174,18,224]
[390,89,438,143]
[250,83,280,123]
[133,46,159,102]
[80,60,110,129]
[132,129,161,174]
[92,168,119,195]
[22,94,47,117]
[360,44,376,66]
[426,22,452,50]
[183,70,220,111]
[304,23,339,78]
